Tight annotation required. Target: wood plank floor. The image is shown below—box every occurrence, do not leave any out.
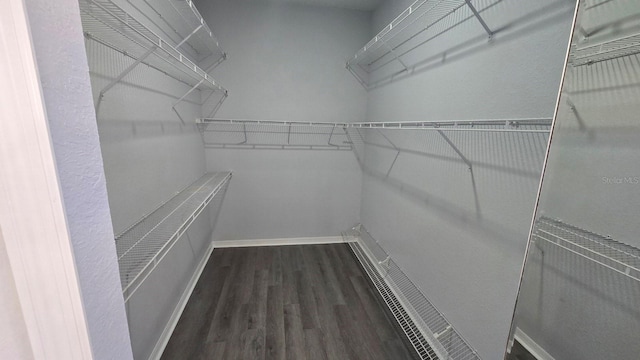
[161,244,415,360]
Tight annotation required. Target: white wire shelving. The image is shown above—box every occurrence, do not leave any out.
[196,117,551,152]
[348,118,553,133]
[79,0,227,117]
[571,32,640,66]
[198,118,553,132]
[346,0,495,88]
[343,225,481,360]
[197,118,354,150]
[123,0,226,71]
[533,217,640,283]
[116,172,231,302]
[570,0,640,66]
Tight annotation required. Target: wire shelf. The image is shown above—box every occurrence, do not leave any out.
[533,217,640,282]
[571,0,640,66]
[198,118,552,133]
[344,225,481,360]
[125,0,226,70]
[116,172,231,301]
[80,0,226,93]
[571,32,640,66]
[348,118,553,133]
[346,0,494,88]
[197,118,353,150]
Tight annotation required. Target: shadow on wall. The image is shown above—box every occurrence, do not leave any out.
[354,0,575,89]
[348,125,549,247]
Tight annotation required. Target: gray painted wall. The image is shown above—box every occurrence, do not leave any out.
[360,0,576,358]
[86,37,207,236]
[82,1,220,358]
[24,0,134,358]
[196,0,369,239]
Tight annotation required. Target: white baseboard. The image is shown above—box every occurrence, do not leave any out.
[148,241,216,360]
[513,327,556,360]
[213,236,347,248]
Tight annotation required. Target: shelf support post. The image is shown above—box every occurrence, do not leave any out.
[437,130,482,218]
[464,0,494,37]
[95,45,157,116]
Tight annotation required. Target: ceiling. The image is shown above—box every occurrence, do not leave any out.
[261,0,384,11]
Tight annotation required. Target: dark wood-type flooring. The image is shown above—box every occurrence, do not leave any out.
[161,244,415,360]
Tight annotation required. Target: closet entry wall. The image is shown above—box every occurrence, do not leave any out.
[79,0,229,358]
[22,0,134,358]
[195,0,369,240]
[356,1,576,359]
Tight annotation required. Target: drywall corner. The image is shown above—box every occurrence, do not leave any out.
[23,0,134,358]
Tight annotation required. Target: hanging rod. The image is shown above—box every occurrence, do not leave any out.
[197,117,553,133]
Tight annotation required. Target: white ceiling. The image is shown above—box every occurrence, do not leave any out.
[261,0,384,11]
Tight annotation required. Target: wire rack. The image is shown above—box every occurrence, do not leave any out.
[571,32,640,66]
[343,225,481,360]
[348,118,552,133]
[532,217,640,282]
[570,0,640,66]
[116,172,231,301]
[346,0,495,88]
[197,119,353,150]
[79,0,226,93]
[124,0,226,70]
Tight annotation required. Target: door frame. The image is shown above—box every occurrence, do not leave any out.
[0,1,93,358]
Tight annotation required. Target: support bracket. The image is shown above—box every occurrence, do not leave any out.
[437,130,482,218]
[172,79,204,125]
[464,0,494,38]
[95,45,157,116]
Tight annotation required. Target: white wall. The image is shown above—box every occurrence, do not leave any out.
[196,0,370,239]
[360,0,576,358]
[24,0,134,358]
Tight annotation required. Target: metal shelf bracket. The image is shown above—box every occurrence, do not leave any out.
[437,130,482,218]
[464,0,494,38]
[95,45,158,116]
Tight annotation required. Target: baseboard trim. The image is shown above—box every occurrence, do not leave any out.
[213,236,347,248]
[148,240,216,360]
[513,327,556,360]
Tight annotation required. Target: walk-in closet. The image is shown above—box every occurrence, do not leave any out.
[2,0,639,359]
